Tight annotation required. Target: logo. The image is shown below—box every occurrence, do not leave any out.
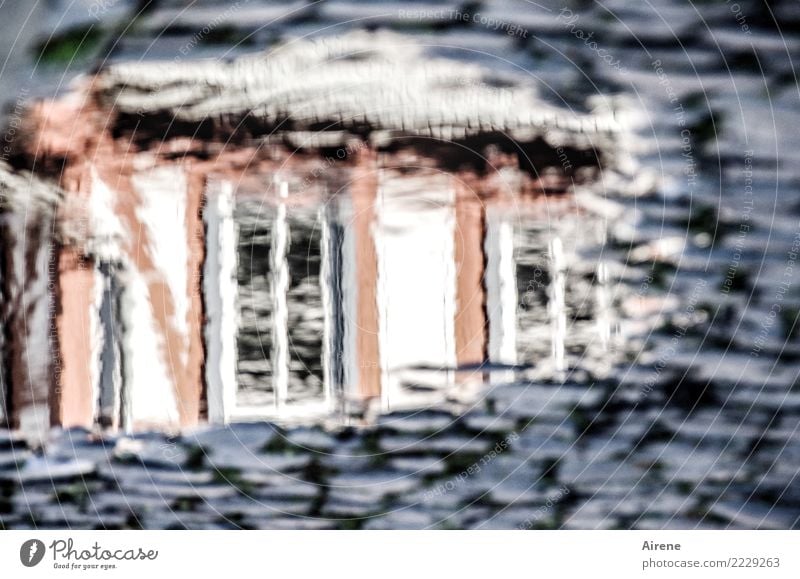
[20,539,46,567]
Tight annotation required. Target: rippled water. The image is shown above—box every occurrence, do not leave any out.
[1,0,798,532]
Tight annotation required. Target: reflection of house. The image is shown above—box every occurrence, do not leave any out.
[1,140,616,432]
[0,32,619,433]
[38,162,207,432]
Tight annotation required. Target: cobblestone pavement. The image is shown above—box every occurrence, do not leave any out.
[1,0,800,529]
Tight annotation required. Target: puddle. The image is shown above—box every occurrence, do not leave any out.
[1,0,798,532]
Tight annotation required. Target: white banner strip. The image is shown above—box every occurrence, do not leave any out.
[1,531,798,578]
